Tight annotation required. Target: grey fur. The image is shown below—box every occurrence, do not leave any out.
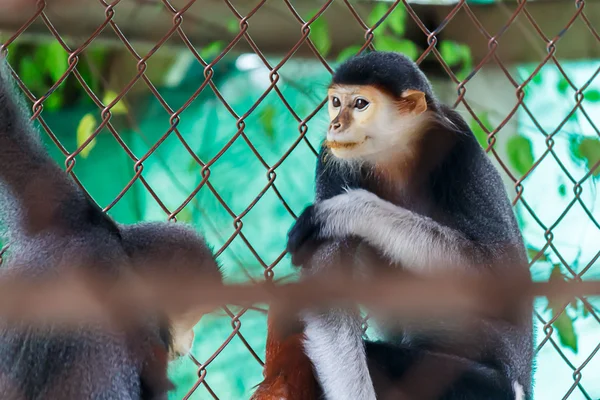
[0,57,221,399]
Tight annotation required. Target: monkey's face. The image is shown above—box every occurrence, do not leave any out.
[326,84,428,161]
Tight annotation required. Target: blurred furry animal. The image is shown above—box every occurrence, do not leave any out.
[255,51,533,400]
[0,57,222,400]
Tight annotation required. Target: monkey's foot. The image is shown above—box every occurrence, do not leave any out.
[250,330,319,400]
[250,375,292,400]
[251,372,320,400]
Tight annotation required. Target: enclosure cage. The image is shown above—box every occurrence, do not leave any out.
[0,0,599,399]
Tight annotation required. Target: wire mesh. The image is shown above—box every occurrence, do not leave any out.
[0,0,599,399]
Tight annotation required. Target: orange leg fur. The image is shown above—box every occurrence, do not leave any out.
[250,307,319,400]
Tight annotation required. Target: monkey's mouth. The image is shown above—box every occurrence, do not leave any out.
[325,138,367,150]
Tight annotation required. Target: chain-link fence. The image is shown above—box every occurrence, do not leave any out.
[0,0,599,399]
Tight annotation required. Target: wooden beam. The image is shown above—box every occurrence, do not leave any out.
[0,0,598,65]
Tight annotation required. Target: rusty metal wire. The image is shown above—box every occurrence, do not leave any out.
[0,0,599,399]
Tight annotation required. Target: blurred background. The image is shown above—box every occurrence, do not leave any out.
[0,0,599,399]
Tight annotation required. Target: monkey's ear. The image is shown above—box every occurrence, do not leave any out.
[401,89,427,115]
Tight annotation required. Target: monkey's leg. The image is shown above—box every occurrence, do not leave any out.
[299,241,377,400]
[251,306,319,400]
[289,191,533,399]
[365,341,518,400]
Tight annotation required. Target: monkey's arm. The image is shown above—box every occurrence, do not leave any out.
[288,188,482,272]
[0,57,104,237]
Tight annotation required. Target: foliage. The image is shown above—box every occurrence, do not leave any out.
[368,2,407,37]
[200,40,226,62]
[469,114,537,179]
[76,114,98,158]
[102,90,129,115]
[308,11,332,57]
[514,63,600,358]
[506,135,535,177]
[337,45,364,63]
[259,104,277,141]
[316,3,474,77]
[5,42,111,112]
[440,40,473,80]
[569,136,600,178]
[527,246,583,353]
[374,37,418,60]
[584,89,600,102]
[469,112,492,148]
[546,264,578,353]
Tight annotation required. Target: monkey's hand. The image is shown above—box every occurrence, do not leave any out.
[287,189,387,267]
[286,204,325,267]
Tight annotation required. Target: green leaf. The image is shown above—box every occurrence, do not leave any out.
[554,312,578,353]
[187,158,199,172]
[337,45,363,63]
[374,37,418,60]
[200,40,225,61]
[440,40,472,80]
[571,137,600,177]
[309,15,332,57]
[76,113,98,158]
[102,90,128,115]
[226,19,239,34]
[545,264,578,352]
[569,298,579,312]
[440,41,467,67]
[469,113,492,148]
[259,104,277,140]
[548,263,565,283]
[32,45,48,69]
[558,184,567,197]
[82,47,108,94]
[584,89,600,102]
[368,2,390,29]
[557,78,569,94]
[44,93,62,111]
[387,6,406,36]
[45,42,69,83]
[78,66,97,102]
[176,207,193,223]
[526,247,548,262]
[569,135,582,159]
[506,135,535,176]
[368,2,406,35]
[87,46,109,67]
[19,56,41,92]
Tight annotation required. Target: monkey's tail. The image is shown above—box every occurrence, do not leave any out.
[0,57,105,236]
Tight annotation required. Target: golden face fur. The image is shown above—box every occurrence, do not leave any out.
[326,84,430,162]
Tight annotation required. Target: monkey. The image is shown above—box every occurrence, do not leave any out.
[282,51,534,400]
[0,56,223,399]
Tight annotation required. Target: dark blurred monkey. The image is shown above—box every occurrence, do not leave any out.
[255,51,533,400]
[0,57,222,400]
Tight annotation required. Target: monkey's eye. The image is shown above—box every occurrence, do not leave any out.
[355,98,369,110]
[331,96,341,108]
